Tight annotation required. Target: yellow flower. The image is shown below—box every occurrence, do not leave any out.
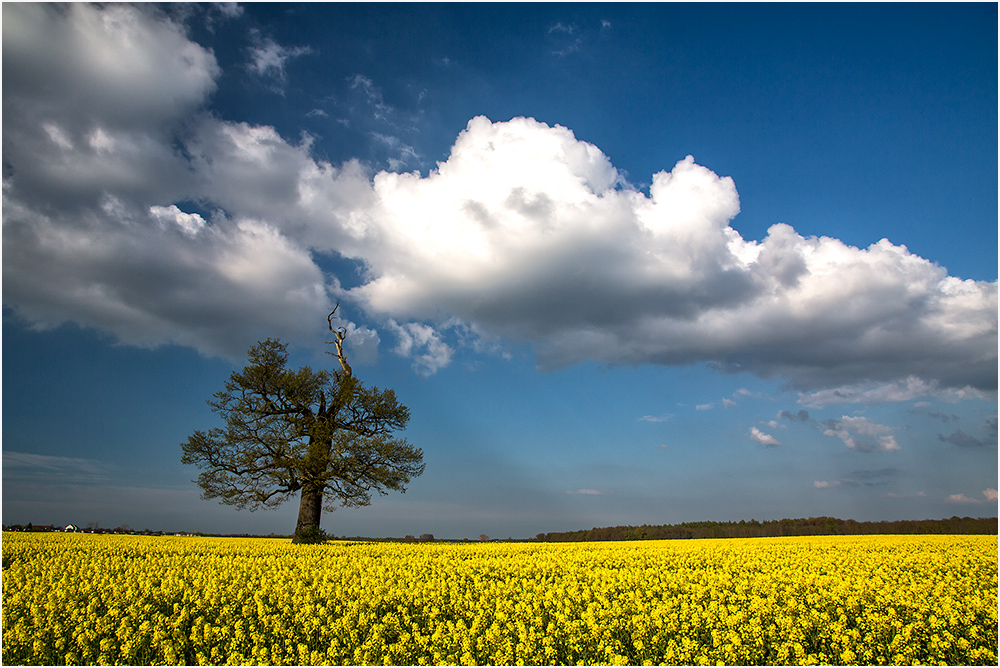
[2,532,996,666]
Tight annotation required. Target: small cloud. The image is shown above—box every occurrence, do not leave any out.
[387,320,453,376]
[149,204,206,237]
[247,30,312,89]
[799,376,985,408]
[600,19,612,31]
[696,403,713,411]
[946,493,982,504]
[814,478,863,489]
[350,74,378,96]
[735,388,770,400]
[42,122,74,150]
[348,74,400,124]
[885,491,927,498]
[816,469,895,491]
[938,429,993,448]
[201,3,243,31]
[823,416,900,452]
[944,489,996,504]
[341,321,380,366]
[448,318,511,361]
[915,410,959,422]
[722,398,737,408]
[639,414,673,423]
[565,489,608,496]
[217,3,243,19]
[938,417,997,448]
[778,409,813,423]
[547,22,583,56]
[658,443,669,450]
[548,22,577,35]
[370,132,421,171]
[749,427,781,447]
[306,109,329,118]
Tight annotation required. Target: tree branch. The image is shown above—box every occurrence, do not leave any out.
[327,302,353,378]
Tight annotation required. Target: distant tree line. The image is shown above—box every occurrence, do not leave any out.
[537,516,998,542]
[2,524,163,535]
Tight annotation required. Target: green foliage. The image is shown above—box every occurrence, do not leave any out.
[181,338,424,518]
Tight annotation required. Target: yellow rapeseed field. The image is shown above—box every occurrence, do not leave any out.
[1,532,996,666]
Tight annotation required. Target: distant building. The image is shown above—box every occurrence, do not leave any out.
[419,533,434,542]
[63,524,78,532]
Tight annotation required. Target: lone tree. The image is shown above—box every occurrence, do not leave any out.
[181,306,424,543]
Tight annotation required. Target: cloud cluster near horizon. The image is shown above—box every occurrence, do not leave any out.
[3,4,996,400]
[945,488,999,505]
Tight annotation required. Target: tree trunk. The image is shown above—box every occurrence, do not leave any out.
[292,482,324,543]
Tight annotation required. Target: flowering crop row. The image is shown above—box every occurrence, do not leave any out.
[2,532,996,665]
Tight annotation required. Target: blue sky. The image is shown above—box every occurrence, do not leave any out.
[3,2,996,539]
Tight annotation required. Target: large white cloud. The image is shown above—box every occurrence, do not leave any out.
[2,4,996,397]
[1,4,366,357]
[344,116,996,394]
[2,4,219,129]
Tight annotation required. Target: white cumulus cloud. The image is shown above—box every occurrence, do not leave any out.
[749,427,781,447]
[950,488,1000,504]
[340,116,995,388]
[149,205,207,237]
[387,320,454,376]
